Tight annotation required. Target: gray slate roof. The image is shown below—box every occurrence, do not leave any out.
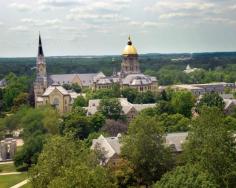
[122,73,157,86]
[49,72,105,87]
[165,132,188,152]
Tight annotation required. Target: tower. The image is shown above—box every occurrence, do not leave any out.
[121,36,140,77]
[34,34,48,106]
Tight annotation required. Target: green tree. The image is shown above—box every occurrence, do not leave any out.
[89,112,106,132]
[196,93,225,112]
[171,91,195,118]
[121,115,173,185]
[13,106,60,170]
[108,158,136,187]
[62,114,91,140]
[121,88,137,103]
[73,96,88,108]
[14,133,45,171]
[154,164,218,188]
[63,83,82,93]
[158,113,190,133]
[134,91,156,104]
[2,73,31,111]
[98,98,123,120]
[29,136,117,188]
[182,107,236,187]
[12,92,29,112]
[71,83,82,93]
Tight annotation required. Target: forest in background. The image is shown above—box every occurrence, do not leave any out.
[1,52,236,85]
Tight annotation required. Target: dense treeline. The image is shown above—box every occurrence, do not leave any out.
[1,52,236,85]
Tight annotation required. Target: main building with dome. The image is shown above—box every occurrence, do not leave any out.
[34,35,158,112]
[92,36,158,92]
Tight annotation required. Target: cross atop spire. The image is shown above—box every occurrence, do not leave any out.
[38,33,44,56]
[127,35,132,45]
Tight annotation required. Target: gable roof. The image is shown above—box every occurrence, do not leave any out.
[43,85,69,96]
[91,135,121,163]
[165,132,188,152]
[92,132,189,163]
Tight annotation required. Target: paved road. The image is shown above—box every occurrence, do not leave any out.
[0,161,14,165]
[0,172,22,176]
[10,179,29,188]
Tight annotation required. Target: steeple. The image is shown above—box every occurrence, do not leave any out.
[36,33,46,76]
[38,33,44,57]
[34,34,48,106]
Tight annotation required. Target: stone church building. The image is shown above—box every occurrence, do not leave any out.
[34,35,158,112]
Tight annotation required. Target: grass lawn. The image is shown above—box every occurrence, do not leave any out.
[0,173,28,188]
[0,163,16,173]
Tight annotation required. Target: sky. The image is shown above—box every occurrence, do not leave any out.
[0,0,236,57]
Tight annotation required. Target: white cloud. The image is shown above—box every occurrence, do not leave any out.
[142,21,161,27]
[159,13,190,19]
[9,26,29,32]
[10,3,31,11]
[67,13,130,24]
[145,1,215,12]
[38,0,82,7]
[21,18,63,27]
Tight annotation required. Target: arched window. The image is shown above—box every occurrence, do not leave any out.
[52,98,60,109]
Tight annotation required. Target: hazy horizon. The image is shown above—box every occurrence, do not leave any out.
[0,0,236,57]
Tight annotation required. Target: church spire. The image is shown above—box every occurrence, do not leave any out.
[38,33,44,56]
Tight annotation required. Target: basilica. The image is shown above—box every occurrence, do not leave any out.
[34,35,158,113]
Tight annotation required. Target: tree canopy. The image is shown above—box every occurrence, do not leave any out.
[155,164,218,188]
[29,136,117,188]
[182,107,236,187]
[121,115,173,185]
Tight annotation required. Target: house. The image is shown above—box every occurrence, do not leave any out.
[84,98,156,121]
[165,132,188,153]
[91,132,188,164]
[91,134,121,165]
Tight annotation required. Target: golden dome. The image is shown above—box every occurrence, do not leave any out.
[122,36,138,56]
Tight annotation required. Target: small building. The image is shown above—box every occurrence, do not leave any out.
[165,132,188,153]
[37,84,82,114]
[91,132,188,164]
[0,138,17,161]
[91,134,121,165]
[183,64,200,74]
[85,98,156,122]
[172,82,235,96]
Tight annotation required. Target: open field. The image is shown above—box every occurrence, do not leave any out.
[0,173,28,188]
